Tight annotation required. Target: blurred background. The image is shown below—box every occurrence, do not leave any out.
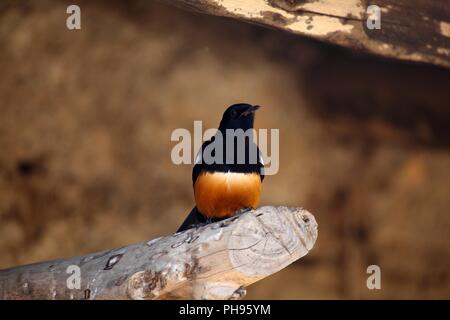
[0,0,449,299]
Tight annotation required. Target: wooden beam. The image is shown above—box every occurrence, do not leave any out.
[159,0,450,68]
[0,206,318,300]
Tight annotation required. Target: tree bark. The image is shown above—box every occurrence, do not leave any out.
[158,0,450,68]
[0,206,318,300]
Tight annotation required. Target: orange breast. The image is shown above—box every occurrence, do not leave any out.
[194,171,262,219]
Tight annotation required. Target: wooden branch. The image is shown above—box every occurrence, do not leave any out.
[0,206,317,300]
[158,0,450,68]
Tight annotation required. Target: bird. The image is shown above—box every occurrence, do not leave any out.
[177,103,264,232]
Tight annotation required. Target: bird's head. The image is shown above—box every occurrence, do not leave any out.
[219,103,260,131]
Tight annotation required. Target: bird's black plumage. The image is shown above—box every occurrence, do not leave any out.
[177,103,264,232]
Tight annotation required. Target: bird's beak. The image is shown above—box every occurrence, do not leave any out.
[242,105,261,116]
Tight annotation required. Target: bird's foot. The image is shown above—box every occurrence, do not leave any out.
[235,207,252,216]
[191,222,208,229]
[188,217,215,230]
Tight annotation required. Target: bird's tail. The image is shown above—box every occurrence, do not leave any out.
[176,206,207,232]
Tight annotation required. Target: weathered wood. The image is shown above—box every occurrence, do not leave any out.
[159,0,450,68]
[0,206,317,300]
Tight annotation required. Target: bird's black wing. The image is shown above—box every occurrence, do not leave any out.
[192,138,214,186]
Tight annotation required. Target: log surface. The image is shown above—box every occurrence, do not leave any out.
[0,206,318,300]
[159,0,450,68]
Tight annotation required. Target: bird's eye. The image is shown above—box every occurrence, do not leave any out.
[230,110,237,118]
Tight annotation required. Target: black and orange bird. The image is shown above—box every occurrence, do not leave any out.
[177,103,264,232]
